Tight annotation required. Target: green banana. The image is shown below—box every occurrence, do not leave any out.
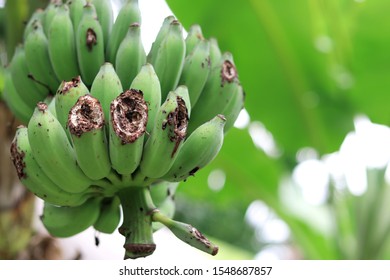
[163,115,226,182]
[2,70,33,124]
[41,197,101,238]
[90,63,123,123]
[187,52,241,134]
[67,94,111,181]
[27,102,92,193]
[55,76,90,132]
[76,2,105,86]
[45,94,57,118]
[67,0,87,33]
[9,45,49,107]
[23,8,44,41]
[139,91,189,179]
[184,24,204,56]
[92,0,113,48]
[10,126,90,207]
[115,23,146,89]
[93,196,121,234]
[129,63,161,135]
[24,20,60,94]
[151,20,186,101]
[150,181,178,231]
[209,38,222,69]
[109,89,148,175]
[146,15,175,63]
[178,39,210,108]
[48,4,80,81]
[42,0,61,36]
[173,85,191,118]
[105,0,141,64]
[222,85,245,133]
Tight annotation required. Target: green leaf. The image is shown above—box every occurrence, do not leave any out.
[166,0,355,157]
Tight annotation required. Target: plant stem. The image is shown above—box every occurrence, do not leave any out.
[117,186,156,259]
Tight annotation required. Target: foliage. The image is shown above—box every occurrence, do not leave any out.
[166,0,390,259]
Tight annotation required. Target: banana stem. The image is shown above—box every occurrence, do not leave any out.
[152,211,219,256]
[117,186,156,259]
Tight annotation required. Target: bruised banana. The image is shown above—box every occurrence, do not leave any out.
[67,94,111,181]
[41,197,101,238]
[109,89,148,175]
[178,39,210,108]
[10,126,91,207]
[55,76,89,134]
[163,115,226,182]
[130,63,161,136]
[28,102,92,194]
[187,52,241,134]
[140,90,189,179]
[76,2,105,87]
[24,20,59,94]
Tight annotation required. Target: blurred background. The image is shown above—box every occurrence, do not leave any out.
[1,0,390,260]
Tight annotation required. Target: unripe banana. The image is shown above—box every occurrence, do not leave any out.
[163,115,226,182]
[115,23,146,89]
[93,196,121,234]
[67,94,111,180]
[42,0,61,36]
[10,126,90,207]
[55,76,89,133]
[41,197,101,238]
[23,8,44,41]
[187,52,241,134]
[24,20,60,94]
[109,89,148,175]
[139,91,189,179]
[90,63,123,123]
[209,38,222,69]
[9,45,49,107]
[76,2,105,86]
[184,24,204,56]
[67,0,87,33]
[45,94,57,118]
[146,15,175,63]
[92,0,113,48]
[2,70,33,124]
[130,63,161,135]
[151,20,186,101]
[105,0,141,63]
[48,4,80,81]
[28,102,92,193]
[173,85,191,118]
[222,85,245,133]
[178,39,210,107]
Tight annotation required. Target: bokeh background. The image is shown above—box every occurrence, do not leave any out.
[1,0,390,260]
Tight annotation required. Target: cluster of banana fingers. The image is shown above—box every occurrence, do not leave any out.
[6,0,244,259]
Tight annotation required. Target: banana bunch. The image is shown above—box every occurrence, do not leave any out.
[6,0,244,259]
